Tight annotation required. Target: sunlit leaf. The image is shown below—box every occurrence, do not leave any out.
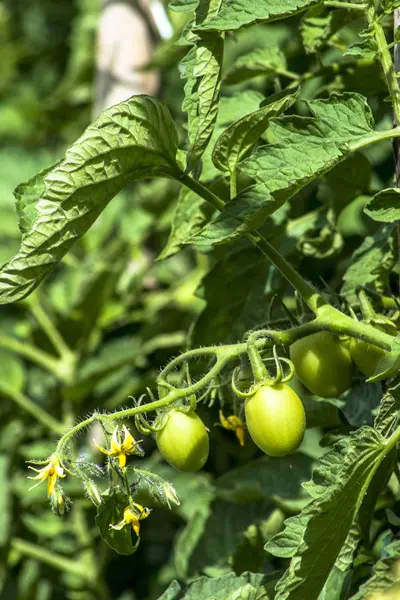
[213,88,298,173]
[193,93,382,245]
[266,427,387,600]
[0,96,181,304]
[182,0,224,171]
[196,0,319,32]
[364,188,400,223]
[224,47,287,85]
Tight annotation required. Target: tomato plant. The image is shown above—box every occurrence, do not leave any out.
[155,409,209,472]
[244,383,306,456]
[0,0,400,599]
[290,331,353,398]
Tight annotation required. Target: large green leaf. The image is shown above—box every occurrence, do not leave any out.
[266,427,388,600]
[223,46,288,85]
[240,92,375,202]
[182,0,224,172]
[192,245,269,346]
[216,454,312,507]
[193,93,382,246]
[14,161,62,235]
[0,96,181,304]
[177,499,274,576]
[374,386,400,436]
[190,184,275,245]
[201,91,265,181]
[196,0,319,32]
[213,88,298,174]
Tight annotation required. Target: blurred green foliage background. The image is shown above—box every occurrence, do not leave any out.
[0,0,399,599]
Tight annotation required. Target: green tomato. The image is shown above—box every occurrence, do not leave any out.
[349,326,394,378]
[289,331,352,398]
[244,383,306,457]
[156,409,209,472]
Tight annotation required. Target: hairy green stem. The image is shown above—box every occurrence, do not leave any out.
[54,311,396,453]
[57,394,189,454]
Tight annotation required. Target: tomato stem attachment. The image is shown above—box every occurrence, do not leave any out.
[135,413,159,435]
[53,312,396,461]
[247,342,269,383]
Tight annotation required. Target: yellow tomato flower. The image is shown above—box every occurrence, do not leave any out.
[28,457,66,497]
[110,502,151,536]
[219,410,245,447]
[95,425,140,467]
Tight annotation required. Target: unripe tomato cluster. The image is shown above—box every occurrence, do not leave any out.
[290,327,393,394]
[155,325,393,472]
[156,381,307,471]
[290,331,353,398]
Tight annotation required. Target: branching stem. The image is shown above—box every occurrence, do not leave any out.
[0,384,65,434]
[0,332,64,379]
[11,538,92,580]
[56,313,395,455]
